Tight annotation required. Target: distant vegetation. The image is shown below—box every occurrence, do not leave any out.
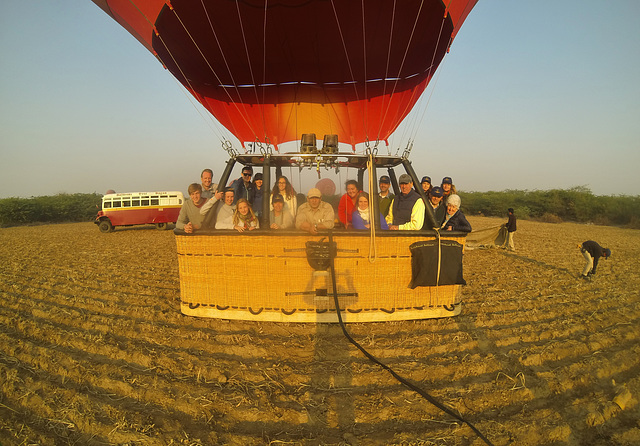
[0,193,102,228]
[459,187,640,229]
[0,188,638,229]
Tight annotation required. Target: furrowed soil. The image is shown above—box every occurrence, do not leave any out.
[1,217,639,446]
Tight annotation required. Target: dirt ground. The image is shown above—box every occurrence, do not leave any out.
[0,217,639,446]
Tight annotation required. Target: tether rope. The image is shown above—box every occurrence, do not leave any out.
[366,155,377,262]
[327,231,494,446]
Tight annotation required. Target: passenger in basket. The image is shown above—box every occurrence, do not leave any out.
[215,188,236,230]
[337,179,361,228]
[351,192,388,230]
[377,175,395,218]
[176,183,208,233]
[232,198,259,232]
[578,241,611,280]
[421,176,432,195]
[232,165,256,205]
[270,175,297,220]
[200,168,220,199]
[252,173,265,222]
[386,174,425,230]
[441,176,457,199]
[427,186,446,228]
[296,188,335,235]
[269,194,294,229]
[441,194,472,232]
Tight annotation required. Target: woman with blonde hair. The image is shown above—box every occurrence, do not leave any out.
[270,175,297,219]
[441,176,457,199]
[233,198,259,232]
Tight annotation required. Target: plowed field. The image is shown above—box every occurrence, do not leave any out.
[1,218,639,445]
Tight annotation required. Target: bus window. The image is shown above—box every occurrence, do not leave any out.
[141,199,149,206]
[122,200,131,207]
[104,201,112,209]
[151,198,159,205]
[112,200,121,208]
[132,199,140,207]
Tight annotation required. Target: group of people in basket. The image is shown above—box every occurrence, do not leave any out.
[176,167,472,235]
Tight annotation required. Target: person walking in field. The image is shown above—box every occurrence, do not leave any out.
[502,208,517,251]
[579,240,611,280]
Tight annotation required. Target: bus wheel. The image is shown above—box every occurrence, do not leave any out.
[99,220,113,233]
[156,223,168,230]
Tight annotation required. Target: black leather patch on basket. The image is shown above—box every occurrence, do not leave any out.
[305,239,337,271]
[409,240,466,289]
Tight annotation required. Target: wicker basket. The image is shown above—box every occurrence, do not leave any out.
[176,231,466,322]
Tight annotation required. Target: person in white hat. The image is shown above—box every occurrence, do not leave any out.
[295,188,335,234]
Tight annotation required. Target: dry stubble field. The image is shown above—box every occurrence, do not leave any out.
[0,217,639,446]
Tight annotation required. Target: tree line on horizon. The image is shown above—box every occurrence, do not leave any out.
[0,187,638,229]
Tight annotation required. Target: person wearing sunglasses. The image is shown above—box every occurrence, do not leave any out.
[232,165,256,205]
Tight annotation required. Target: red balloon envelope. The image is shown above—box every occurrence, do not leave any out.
[93,0,477,148]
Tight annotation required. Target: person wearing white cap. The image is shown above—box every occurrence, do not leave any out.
[386,174,425,230]
[441,194,472,232]
[295,188,335,234]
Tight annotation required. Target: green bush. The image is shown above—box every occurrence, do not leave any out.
[0,193,102,227]
[459,187,639,228]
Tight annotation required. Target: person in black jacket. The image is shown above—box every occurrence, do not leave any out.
[441,194,472,233]
[579,240,611,279]
[501,208,517,251]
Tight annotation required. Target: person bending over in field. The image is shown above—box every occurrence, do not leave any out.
[441,194,472,232]
[176,183,208,234]
[579,240,611,280]
[233,199,259,232]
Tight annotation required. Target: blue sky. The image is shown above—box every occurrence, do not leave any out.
[1,1,639,198]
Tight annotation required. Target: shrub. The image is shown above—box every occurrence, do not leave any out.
[0,193,102,227]
[538,213,563,224]
[460,188,639,228]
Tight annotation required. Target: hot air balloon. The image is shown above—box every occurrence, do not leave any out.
[93,0,475,148]
[92,0,478,322]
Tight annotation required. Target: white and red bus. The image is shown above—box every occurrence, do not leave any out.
[95,191,184,232]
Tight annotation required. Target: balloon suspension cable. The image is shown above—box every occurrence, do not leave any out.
[259,138,273,156]
[401,140,413,160]
[327,231,494,446]
[222,140,238,159]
